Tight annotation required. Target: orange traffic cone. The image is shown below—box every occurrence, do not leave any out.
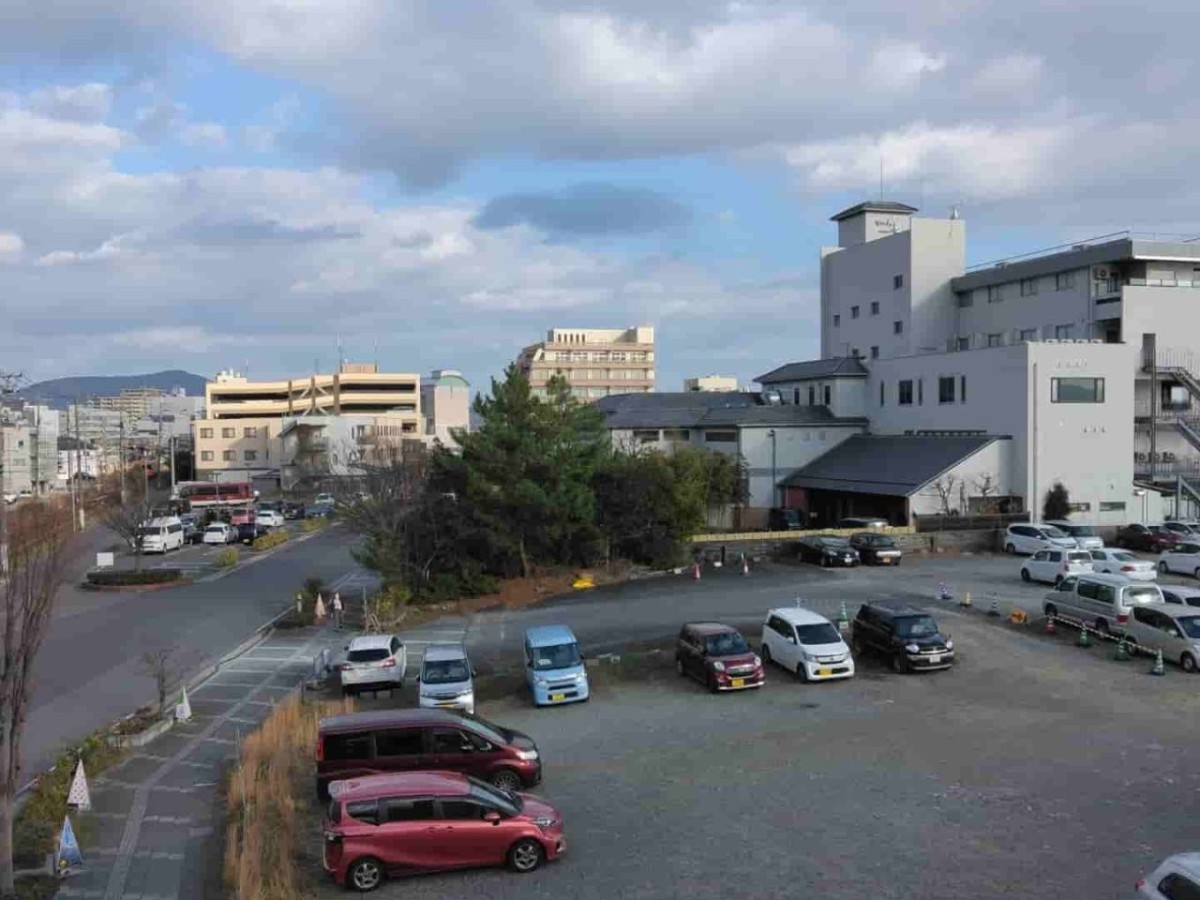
[1045,616,1057,635]
[741,554,749,576]
[693,562,701,580]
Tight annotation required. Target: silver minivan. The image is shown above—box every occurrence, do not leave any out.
[1043,573,1164,635]
[417,643,476,714]
[1125,604,1200,673]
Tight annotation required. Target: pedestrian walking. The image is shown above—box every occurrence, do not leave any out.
[332,592,344,630]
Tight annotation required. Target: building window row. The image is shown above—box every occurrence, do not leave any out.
[1055,271,1076,291]
[1020,277,1038,297]
[987,284,1003,303]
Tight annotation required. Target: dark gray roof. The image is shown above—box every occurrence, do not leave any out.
[594,392,862,430]
[756,357,868,385]
[830,201,918,222]
[781,435,1002,497]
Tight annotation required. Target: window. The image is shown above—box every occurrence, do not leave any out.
[957,293,973,308]
[879,382,885,407]
[222,450,235,461]
[793,388,800,405]
[221,427,236,438]
[1055,324,1074,339]
[661,428,689,441]
[438,799,486,820]
[375,729,424,757]
[957,337,970,351]
[1020,277,1038,297]
[823,386,831,406]
[1051,377,1105,403]
[960,376,966,402]
[632,429,659,444]
[324,732,373,761]
[1068,502,1092,513]
[1055,271,1076,291]
[898,380,913,406]
[384,798,436,822]
[704,430,737,443]
[833,314,840,327]
[870,346,879,359]
[894,320,903,334]
[243,450,257,461]
[200,451,214,462]
[243,427,257,438]
[1019,328,1037,342]
[200,428,213,439]
[807,386,815,405]
[987,333,1003,348]
[429,729,474,754]
[1100,501,1127,512]
[938,376,956,404]
[893,274,904,289]
[917,378,924,405]
[870,301,880,316]
[987,284,1003,303]
[346,800,380,825]
[851,306,860,319]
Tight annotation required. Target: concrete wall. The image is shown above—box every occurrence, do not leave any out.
[908,218,967,355]
[740,424,862,508]
[908,438,1013,517]
[1122,285,1200,368]
[194,417,282,476]
[821,229,913,360]
[0,422,32,495]
[766,377,867,418]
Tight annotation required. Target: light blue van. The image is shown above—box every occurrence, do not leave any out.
[524,625,589,706]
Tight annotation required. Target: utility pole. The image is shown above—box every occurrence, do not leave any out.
[119,416,127,504]
[74,405,86,529]
[169,434,176,495]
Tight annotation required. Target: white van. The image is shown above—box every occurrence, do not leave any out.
[1042,572,1164,635]
[138,517,185,553]
[417,644,476,714]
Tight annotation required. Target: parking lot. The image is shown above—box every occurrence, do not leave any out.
[299,548,1200,900]
[123,521,307,581]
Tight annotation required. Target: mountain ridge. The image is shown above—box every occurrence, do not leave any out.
[15,370,207,409]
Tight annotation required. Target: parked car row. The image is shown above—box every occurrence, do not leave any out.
[795,532,904,567]
[1007,520,1200,556]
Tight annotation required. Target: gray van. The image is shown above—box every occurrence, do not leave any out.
[1043,572,1164,635]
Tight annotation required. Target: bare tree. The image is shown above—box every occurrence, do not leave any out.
[973,473,1000,499]
[102,484,152,572]
[924,475,959,517]
[0,499,75,894]
[140,647,176,717]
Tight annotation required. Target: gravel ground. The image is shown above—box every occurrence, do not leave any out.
[306,601,1200,900]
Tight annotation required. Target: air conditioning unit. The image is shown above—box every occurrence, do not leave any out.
[1095,267,1109,280]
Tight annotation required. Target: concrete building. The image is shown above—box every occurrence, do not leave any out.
[0,417,31,498]
[516,326,655,400]
[93,387,167,419]
[684,375,739,393]
[758,200,1186,526]
[421,369,471,447]
[64,405,130,451]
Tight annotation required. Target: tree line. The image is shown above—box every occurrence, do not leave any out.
[339,367,744,601]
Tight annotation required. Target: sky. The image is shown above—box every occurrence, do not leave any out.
[4,0,1200,394]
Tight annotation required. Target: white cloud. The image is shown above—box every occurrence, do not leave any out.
[867,42,947,91]
[183,122,228,148]
[0,232,24,262]
[28,83,113,122]
[970,54,1044,95]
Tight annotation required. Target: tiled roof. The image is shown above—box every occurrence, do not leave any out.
[756,357,868,385]
[594,392,862,430]
[830,201,919,222]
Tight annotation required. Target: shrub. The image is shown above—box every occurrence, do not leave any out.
[213,547,239,568]
[1042,481,1071,521]
[251,530,288,551]
[299,517,327,533]
[85,568,181,586]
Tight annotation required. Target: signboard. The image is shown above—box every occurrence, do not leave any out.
[95,552,114,569]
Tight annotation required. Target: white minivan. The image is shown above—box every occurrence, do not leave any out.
[760,606,855,682]
[1020,549,1094,585]
[138,517,185,553]
[1004,523,1078,555]
[1042,572,1164,635]
[417,644,476,714]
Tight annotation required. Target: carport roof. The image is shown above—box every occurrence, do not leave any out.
[781,434,1003,497]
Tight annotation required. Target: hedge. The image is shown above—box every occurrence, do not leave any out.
[251,530,289,552]
[213,547,239,568]
[86,568,182,586]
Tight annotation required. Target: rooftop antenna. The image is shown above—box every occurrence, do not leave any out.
[950,205,961,220]
[879,155,885,200]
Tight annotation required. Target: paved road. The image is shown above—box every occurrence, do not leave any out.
[25,525,374,781]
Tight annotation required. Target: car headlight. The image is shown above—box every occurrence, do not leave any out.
[944,640,954,651]
[516,749,539,761]
[534,676,548,687]
[753,655,762,667]
[534,816,556,830]
[459,689,475,699]
[904,643,920,654]
[712,661,726,672]
[574,672,587,683]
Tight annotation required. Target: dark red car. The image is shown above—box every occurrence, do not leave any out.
[1115,523,1182,553]
[323,771,566,891]
[316,709,541,800]
[675,623,765,693]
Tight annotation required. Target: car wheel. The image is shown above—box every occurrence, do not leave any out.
[760,645,772,668]
[1053,574,1063,588]
[1159,561,1170,574]
[1094,618,1110,636]
[890,653,907,674]
[1195,567,1200,581]
[507,838,545,874]
[707,673,720,694]
[1183,652,1198,674]
[795,660,809,682]
[1021,569,1031,583]
[1005,543,1016,555]
[347,857,385,892]
[675,657,685,677]
[491,768,522,792]
[1044,602,1058,618]
[851,636,865,656]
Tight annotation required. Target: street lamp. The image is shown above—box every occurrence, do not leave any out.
[768,428,777,509]
[1134,488,1147,523]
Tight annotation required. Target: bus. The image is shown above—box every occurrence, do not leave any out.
[172,481,256,509]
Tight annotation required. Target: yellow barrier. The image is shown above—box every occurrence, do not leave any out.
[689,526,915,543]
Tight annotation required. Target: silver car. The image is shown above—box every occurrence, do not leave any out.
[1125,604,1200,673]
[339,635,406,695]
[1044,520,1104,551]
[417,644,476,714]
[1043,572,1164,636]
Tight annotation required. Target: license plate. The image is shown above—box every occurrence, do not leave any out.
[550,693,565,702]
[730,678,744,688]
[436,702,456,708]
[817,668,832,676]
[880,558,892,565]
[928,655,941,664]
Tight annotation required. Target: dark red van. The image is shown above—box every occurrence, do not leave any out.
[316,709,541,800]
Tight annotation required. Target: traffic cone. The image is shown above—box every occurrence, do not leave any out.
[959,591,972,609]
[1078,625,1092,648]
[741,554,749,576]
[314,593,327,621]
[938,582,951,601]
[987,598,1000,617]
[1045,615,1057,635]
[1151,649,1165,676]
[837,602,849,633]
[692,562,701,580]
[175,685,192,722]
[1114,638,1130,662]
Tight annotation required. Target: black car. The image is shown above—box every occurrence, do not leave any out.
[282,501,306,520]
[849,532,903,565]
[179,515,204,544]
[797,535,859,567]
[236,522,270,544]
[851,601,954,673]
[1115,523,1181,553]
[768,508,805,531]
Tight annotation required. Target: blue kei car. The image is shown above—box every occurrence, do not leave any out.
[524,625,590,706]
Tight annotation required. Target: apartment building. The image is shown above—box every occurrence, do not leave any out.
[753,201,1190,526]
[516,326,655,400]
[64,405,130,450]
[0,403,60,496]
[92,387,166,419]
[421,369,471,447]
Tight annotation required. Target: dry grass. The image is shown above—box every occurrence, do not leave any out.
[224,694,354,900]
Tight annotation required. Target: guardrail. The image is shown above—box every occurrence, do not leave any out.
[690,526,914,542]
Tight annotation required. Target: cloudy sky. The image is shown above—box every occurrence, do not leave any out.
[3,0,1200,393]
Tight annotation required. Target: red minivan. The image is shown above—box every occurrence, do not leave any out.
[316,709,541,800]
[323,771,566,891]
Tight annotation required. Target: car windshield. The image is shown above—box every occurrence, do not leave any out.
[461,713,510,746]
[1112,552,1136,562]
[137,526,160,537]
[1178,616,1200,639]
[468,776,523,814]
[705,632,750,656]
[422,659,470,684]
[346,648,390,663]
[1123,585,1162,605]
[532,642,581,670]
[796,623,842,646]
[1067,552,1092,563]
[894,616,938,638]
[820,538,851,549]
[1067,525,1096,536]
[1042,526,1068,538]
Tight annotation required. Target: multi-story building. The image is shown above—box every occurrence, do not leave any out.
[756,200,1190,526]
[93,387,166,419]
[683,375,739,393]
[0,403,61,496]
[0,416,31,498]
[421,369,471,447]
[64,405,130,451]
[516,326,655,401]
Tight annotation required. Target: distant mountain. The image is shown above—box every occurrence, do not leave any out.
[17,370,207,409]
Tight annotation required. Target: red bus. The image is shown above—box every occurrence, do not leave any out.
[173,481,256,509]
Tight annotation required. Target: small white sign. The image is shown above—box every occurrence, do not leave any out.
[95,552,114,569]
